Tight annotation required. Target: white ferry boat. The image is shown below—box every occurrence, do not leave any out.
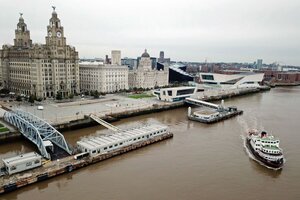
[246,130,284,169]
[77,124,169,156]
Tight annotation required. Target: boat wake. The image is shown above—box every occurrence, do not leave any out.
[240,135,284,171]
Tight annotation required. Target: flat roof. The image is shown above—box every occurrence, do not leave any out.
[77,124,167,151]
[157,86,196,91]
[2,152,42,167]
[194,110,219,116]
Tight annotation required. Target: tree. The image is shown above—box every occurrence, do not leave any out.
[0,88,10,94]
[90,90,95,97]
[28,95,35,103]
[93,90,99,98]
[56,92,62,100]
[16,95,22,101]
[69,94,74,99]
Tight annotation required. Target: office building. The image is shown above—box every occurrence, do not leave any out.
[0,8,79,98]
[128,50,169,89]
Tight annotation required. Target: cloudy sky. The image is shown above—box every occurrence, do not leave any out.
[0,0,300,65]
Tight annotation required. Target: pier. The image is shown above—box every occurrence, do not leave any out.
[186,98,243,124]
[0,132,173,194]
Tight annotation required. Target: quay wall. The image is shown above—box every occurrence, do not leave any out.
[0,131,21,142]
[54,87,268,131]
[0,87,269,136]
[0,132,173,194]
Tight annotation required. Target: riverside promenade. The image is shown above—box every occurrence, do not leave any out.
[0,87,269,133]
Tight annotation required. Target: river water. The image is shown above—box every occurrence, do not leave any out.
[1,87,300,200]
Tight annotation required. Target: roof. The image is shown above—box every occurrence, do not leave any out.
[77,124,167,151]
[2,152,41,167]
[156,86,196,91]
[79,61,104,65]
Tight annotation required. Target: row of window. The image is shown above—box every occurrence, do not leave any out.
[262,148,279,154]
[258,140,279,144]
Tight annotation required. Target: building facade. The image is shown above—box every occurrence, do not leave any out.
[153,86,196,102]
[80,61,128,93]
[0,8,79,98]
[128,50,169,89]
[198,72,264,89]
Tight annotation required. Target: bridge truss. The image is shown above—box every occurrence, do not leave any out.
[3,110,72,159]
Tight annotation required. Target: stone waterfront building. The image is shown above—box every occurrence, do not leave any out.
[0,8,79,98]
[128,50,169,89]
[80,51,128,93]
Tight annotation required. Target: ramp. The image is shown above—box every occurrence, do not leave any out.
[185,98,220,109]
[90,114,121,132]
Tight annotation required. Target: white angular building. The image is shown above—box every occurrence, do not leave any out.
[79,60,128,93]
[128,50,169,89]
[198,72,264,89]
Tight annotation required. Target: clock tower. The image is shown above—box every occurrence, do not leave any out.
[14,13,32,47]
[45,6,66,47]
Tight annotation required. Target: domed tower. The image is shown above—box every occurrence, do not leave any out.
[45,6,66,47]
[14,13,32,47]
[141,49,150,58]
[139,49,152,71]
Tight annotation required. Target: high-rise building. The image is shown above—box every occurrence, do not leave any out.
[121,58,137,70]
[0,8,79,98]
[111,50,121,65]
[157,50,171,64]
[257,59,263,69]
[158,51,164,63]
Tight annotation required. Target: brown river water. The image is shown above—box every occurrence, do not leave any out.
[1,87,300,200]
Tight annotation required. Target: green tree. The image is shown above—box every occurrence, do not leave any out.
[28,95,35,103]
[94,90,99,98]
[16,95,22,101]
[56,92,62,100]
[90,90,95,97]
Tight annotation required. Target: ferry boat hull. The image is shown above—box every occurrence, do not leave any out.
[246,138,284,169]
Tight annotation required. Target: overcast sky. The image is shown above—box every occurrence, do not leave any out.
[1,0,300,65]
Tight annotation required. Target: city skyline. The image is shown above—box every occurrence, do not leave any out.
[0,0,300,65]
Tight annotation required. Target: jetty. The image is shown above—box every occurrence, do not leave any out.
[0,111,173,194]
[186,98,243,123]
